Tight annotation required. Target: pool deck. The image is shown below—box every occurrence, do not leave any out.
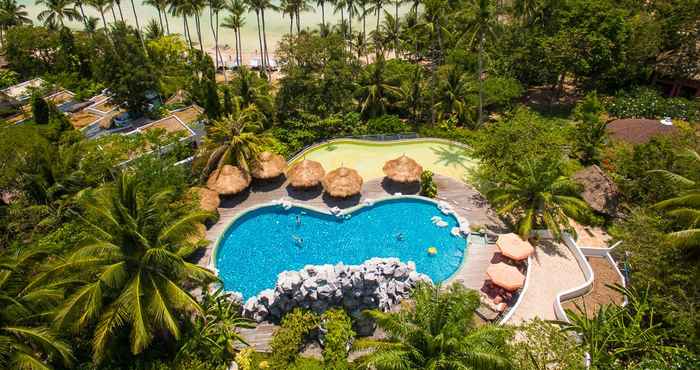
[200,174,502,352]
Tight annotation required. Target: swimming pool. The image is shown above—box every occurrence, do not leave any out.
[215,197,467,298]
[290,139,475,182]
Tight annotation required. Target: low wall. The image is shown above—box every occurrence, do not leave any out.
[499,254,533,324]
[553,233,595,323]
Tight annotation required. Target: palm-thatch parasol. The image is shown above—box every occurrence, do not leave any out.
[383,155,423,183]
[206,165,251,195]
[251,151,287,179]
[496,233,534,261]
[190,187,220,212]
[486,262,525,291]
[287,159,326,188]
[322,167,363,198]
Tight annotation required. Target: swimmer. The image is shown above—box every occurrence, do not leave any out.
[296,215,301,226]
[292,235,303,247]
[396,233,404,241]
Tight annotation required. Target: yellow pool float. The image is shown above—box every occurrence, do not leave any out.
[427,246,438,255]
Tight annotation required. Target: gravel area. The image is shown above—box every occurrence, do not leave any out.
[562,256,624,317]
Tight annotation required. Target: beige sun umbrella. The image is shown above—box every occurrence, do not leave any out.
[487,262,525,291]
[190,187,220,212]
[496,233,535,261]
[323,167,363,198]
[206,165,251,195]
[287,159,326,188]
[383,155,423,183]
[251,151,287,179]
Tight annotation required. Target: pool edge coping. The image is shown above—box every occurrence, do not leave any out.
[209,194,471,295]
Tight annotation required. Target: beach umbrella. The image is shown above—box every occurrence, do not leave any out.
[322,167,363,198]
[496,233,535,261]
[251,151,287,179]
[190,186,220,212]
[287,159,326,188]
[383,155,423,183]
[486,262,525,291]
[206,165,251,195]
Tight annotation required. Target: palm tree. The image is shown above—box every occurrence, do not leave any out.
[434,65,471,123]
[650,149,700,248]
[129,0,147,50]
[113,0,125,21]
[464,0,498,127]
[202,98,272,176]
[332,0,346,37]
[356,55,400,118]
[280,0,295,35]
[0,250,75,370]
[36,0,81,28]
[346,0,358,39]
[88,0,112,29]
[367,0,385,34]
[144,0,169,34]
[316,0,327,27]
[487,159,593,239]
[390,0,404,55]
[245,0,267,74]
[356,282,513,370]
[170,0,194,48]
[144,18,164,39]
[0,0,31,44]
[209,0,226,74]
[48,174,216,363]
[222,0,245,66]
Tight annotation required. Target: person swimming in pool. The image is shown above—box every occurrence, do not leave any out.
[296,215,301,226]
[292,235,303,247]
[396,232,404,241]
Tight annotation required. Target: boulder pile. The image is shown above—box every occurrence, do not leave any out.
[242,258,431,324]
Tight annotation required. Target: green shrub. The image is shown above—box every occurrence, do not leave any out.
[269,309,318,368]
[420,170,437,198]
[320,309,355,369]
[31,94,50,125]
[366,115,410,135]
[607,87,699,121]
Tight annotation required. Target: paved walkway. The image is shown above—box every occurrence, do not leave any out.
[507,240,587,324]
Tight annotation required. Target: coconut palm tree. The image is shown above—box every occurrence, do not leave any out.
[88,0,112,29]
[36,0,81,28]
[434,65,471,123]
[464,0,498,127]
[144,17,164,39]
[209,0,226,73]
[356,282,513,370]
[48,174,216,363]
[332,0,346,37]
[245,0,267,74]
[650,149,700,249]
[170,0,195,48]
[316,0,327,27]
[112,0,125,21]
[202,98,272,176]
[487,158,594,239]
[356,55,400,118]
[367,0,385,34]
[222,0,245,66]
[280,0,295,35]
[0,250,76,370]
[129,0,147,50]
[144,0,169,34]
[0,0,31,44]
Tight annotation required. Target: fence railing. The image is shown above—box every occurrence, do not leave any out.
[286,132,420,160]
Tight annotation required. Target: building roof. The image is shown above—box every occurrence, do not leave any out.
[606,118,679,145]
[572,165,621,216]
[1,78,47,102]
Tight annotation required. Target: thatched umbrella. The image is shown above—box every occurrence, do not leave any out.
[383,155,423,183]
[487,262,525,291]
[190,187,220,212]
[251,151,287,179]
[323,167,363,198]
[206,165,251,195]
[496,233,534,261]
[287,159,325,188]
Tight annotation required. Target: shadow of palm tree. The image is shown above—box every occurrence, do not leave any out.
[431,146,471,169]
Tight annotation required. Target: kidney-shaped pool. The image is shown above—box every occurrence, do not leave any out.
[214,197,468,298]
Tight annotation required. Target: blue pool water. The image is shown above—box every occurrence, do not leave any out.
[215,198,467,298]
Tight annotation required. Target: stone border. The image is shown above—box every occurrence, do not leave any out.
[552,233,596,323]
[209,195,470,293]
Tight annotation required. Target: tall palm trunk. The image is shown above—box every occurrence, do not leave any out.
[130,0,146,50]
[394,2,399,56]
[184,15,193,49]
[288,14,293,35]
[110,7,118,23]
[295,10,300,33]
[340,8,344,37]
[321,3,325,27]
[375,8,380,33]
[157,8,164,32]
[348,5,352,37]
[216,10,225,82]
[209,6,219,72]
[163,10,170,34]
[99,10,108,29]
[77,3,88,30]
[261,8,270,69]
[116,1,124,21]
[195,13,204,53]
[254,10,266,76]
[237,26,242,66]
[477,31,484,126]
